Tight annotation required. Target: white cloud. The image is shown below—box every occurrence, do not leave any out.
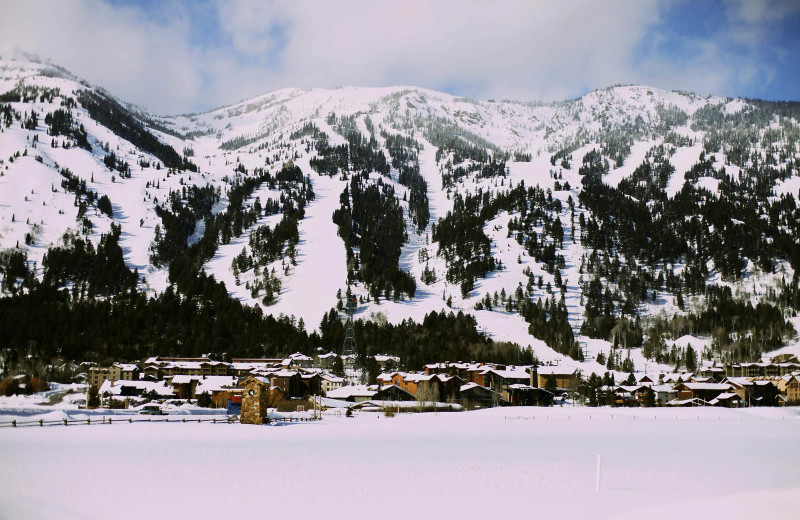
[0,0,792,113]
[0,0,202,113]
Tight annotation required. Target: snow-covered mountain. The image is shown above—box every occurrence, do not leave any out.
[1,51,799,374]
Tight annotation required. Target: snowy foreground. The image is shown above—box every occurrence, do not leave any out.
[0,407,798,520]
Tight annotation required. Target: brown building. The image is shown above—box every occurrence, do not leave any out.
[536,366,579,390]
[268,370,304,397]
[779,375,800,405]
[88,364,139,389]
[675,382,732,402]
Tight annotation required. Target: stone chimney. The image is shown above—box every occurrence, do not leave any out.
[530,366,538,388]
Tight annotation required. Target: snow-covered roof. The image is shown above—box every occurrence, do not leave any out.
[537,366,577,376]
[724,377,753,387]
[171,375,204,384]
[488,369,530,380]
[327,385,377,399]
[651,385,677,393]
[272,370,299,378]
[195,376,238,394]
[460,382,485,392]
[321,373,345,383]
[99,380,174,397]
[618,385,644,393]
[231,362,279,371]
[679,383,732,391]
[508,384,539,390]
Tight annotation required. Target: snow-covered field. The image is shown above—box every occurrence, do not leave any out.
[0,406,798,519]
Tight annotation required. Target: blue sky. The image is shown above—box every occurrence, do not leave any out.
[1,0,798,113]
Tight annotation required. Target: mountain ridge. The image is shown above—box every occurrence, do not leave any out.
[1,53,799,376]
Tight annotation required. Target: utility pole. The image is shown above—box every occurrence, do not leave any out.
[342,292,358,382]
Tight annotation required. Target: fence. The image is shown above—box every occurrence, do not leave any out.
[0,414,323,428]
[0,416,237,428]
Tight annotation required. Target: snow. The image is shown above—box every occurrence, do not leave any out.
[0,406,797,519]
[2,55,800,375]
[264,172,349,327]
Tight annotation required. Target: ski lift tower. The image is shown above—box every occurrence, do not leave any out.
[342,294,358,360]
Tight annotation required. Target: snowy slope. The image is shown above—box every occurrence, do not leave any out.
[1,52,799,375]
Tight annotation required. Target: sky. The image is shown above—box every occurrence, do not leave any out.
[0,0,798,114]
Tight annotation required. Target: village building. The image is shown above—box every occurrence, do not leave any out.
[708,392,742,407]
[314,350,338,370]
[191,376,240,408]
[326,384,377,402]
[778,375,800,405]
[372,384,415,402]
[143,356,229,380]
[651,384,678,406]
[88,363,139,388]
[459,382,497,408]
[98,379,174,405]
[536,366,579,390]
[746,379,780,406]
[229,359,283,377]
[321,373,345,394]
[287,352,314,368]
[675,382,733,403]
[268,370,303,397]
[506,384,554,406]
[374,355,400,371]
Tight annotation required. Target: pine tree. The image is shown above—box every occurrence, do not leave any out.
[87,386,100,409]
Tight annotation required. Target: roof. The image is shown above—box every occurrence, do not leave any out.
[651,385,677,393]
[327,385,377,399]
[99,379,174,397]
[666,397,707,406]
[460,382,484,392]
[242,376,271,386]
[272,370,299,378]
[679,383,732,391]
[195,376,238,394]
[171,375,204,384]
[488,369,530,380]
[537,366,578,376]
[321,373,345,383]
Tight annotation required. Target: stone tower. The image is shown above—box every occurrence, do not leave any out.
[240,377,270,425]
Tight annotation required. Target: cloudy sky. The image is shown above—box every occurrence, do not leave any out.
[1,0,798,114]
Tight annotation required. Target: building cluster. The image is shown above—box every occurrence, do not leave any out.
[90,350,357,407]
[325,362,581,408]
[87,350,800,411]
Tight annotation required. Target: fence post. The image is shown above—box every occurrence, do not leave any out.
[64,419,68,426]
[12,420,16,427]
